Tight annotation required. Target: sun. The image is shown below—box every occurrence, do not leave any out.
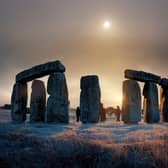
[103,21,111,29]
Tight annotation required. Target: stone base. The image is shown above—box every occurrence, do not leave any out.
[46,96,69,123]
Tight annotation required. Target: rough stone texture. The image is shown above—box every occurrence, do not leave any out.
[11,83,27,122]
[80,75,101,123]
[16,60,65,83]
[125,69,161,84]
[143,82,160,123]
[80,76,99,90]
[47,72,68,97]
[46,73,69,123]
[30,80,46,122]
[46,96,69,123]
[160,87,168,122]
[122,80,141,124]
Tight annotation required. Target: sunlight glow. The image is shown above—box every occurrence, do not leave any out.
[103,21,111,29]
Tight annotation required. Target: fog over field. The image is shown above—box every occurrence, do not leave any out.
[1,0,168,107]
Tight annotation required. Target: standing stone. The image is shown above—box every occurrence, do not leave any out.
[143,82,160,123]
[122,80,141,124]
[11,82,27,123]
[30,80,46,122]
[160,87,168,122]
[46,72,69,123]
[160,78,168,89]
[80,75,101,123]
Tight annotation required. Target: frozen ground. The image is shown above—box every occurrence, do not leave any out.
[0,109,167,145]
[0,109,168,168]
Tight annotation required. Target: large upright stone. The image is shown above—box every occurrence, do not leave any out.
[11,83,27,123]
[125,69,161,84]
[30,80,46,122]
[46,72,69,123]
[160,78,168,89]
[16,60,65,83]
[143,82,160,123]
[122,80,141,124]
[80,75,101,123]
[160,87,168,122]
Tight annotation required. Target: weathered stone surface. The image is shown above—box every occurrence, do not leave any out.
[46,96,69,123]
[125,69,161,84]
[122,80,141,124]
[46,73,69,123]
[30,80,46,122]
[143,82,160,123]
[11,83,27,122]
[16,60,65,83]
[160,87,168,122]
[47,72,68,97]
[80,75,99,90]
[80,75,100,123]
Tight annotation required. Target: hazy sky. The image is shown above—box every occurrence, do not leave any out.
[0,0,168,107]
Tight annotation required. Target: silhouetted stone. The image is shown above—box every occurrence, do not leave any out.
[0,104,11,110]
[100,103,106,122]
[143,82,160,123]
[160,87,168,122]
[30,80,46,122]
[46,73,69,123]
[122,80,141,124]
[11,83,27,123]
[160,78,168,89]
[80,75,100,123]
[125,69,161,84]
[16,60,65,83]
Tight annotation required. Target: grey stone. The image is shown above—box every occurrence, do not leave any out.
[143,82,160,123]
[46,73,69,123]
[30,80,46,122]
[47,72,68,97]
[46,96,69,123]
[16,60,65,83]
[125,69,161,84]
[80,75,101,123]
[160,87,168,122]
[11,82,27,122]
[122,80,141,124]
[80,75,99,90]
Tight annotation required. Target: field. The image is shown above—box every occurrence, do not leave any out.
[0,109,168,168]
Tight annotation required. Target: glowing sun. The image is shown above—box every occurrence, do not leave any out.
[103,21,111,29]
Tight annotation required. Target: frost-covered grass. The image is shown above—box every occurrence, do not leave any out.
[0,109,168,168]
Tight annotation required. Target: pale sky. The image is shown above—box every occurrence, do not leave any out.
[0,0,168,107]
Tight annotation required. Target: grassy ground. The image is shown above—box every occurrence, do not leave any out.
[0,109,168,168]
